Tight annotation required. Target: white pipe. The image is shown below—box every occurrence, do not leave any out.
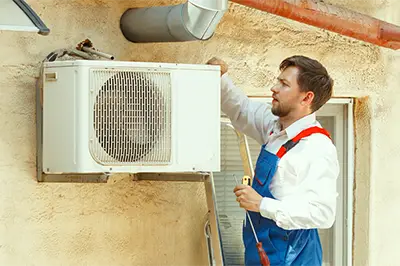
[120,0,228,43]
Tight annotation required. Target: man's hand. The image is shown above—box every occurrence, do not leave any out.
[234,184,263,212]
[206,57,228,76]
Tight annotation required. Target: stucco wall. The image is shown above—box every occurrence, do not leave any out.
[0,0,398,265]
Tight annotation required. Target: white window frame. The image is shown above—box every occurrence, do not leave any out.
[217,97,354,266]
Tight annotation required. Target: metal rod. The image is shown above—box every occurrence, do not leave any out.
[204,218,216,266]
[204,173,224,266]
[82,46,115,60]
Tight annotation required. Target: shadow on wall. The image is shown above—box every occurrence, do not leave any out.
[353,96,371,266]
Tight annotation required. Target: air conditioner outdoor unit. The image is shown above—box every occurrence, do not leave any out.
[40,60,221,175]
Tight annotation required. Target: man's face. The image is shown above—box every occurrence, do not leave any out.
[270,66,307,117]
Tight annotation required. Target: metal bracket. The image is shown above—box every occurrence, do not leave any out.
[204,173,225,266]
[132,172,209,182]
[133,171,225,266]
[38,173,110,183]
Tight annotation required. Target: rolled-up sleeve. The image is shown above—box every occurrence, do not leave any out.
[259,146,340,230]
[221,74,276,144]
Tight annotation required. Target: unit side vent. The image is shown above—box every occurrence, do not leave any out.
[89,69,172,165]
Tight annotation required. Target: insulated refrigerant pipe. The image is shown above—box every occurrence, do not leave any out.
[231,0,400,50]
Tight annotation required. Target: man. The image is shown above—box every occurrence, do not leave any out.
[207,56,339,266]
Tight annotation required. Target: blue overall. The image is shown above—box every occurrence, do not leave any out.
[242,127,330,266]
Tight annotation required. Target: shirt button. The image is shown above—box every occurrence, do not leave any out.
[283,235,289,241]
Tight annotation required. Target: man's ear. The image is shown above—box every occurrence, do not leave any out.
[301,91,314,107]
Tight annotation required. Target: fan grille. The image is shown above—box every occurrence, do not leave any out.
[89,69,172,165]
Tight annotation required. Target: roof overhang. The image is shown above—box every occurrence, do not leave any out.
[0,0,49,35]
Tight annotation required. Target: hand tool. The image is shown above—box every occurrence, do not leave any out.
[234,175,270,266]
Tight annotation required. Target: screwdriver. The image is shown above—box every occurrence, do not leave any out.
[234,175,271,266]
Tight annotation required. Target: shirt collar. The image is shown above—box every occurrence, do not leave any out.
[272,112,317,140]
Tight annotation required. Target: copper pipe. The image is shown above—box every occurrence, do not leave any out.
[231,0,400,50]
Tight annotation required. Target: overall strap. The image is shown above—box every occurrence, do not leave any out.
[276,126,331,158]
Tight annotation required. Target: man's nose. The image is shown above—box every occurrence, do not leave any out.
[270,84,279,93]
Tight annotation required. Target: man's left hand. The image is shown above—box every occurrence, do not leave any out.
[234,184,263,212]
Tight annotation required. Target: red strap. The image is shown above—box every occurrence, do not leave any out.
[292,126,331,142]
[276,126,331,158]
[276,146,287,158]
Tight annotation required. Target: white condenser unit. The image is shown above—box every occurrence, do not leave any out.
[41,60,221,174]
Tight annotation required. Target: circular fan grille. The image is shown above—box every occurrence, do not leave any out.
[93,71,170,163]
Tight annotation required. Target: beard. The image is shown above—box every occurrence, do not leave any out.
[271,102,291,117]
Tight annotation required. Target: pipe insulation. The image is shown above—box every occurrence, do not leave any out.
[231,0,400,50]
[120,0,228,43]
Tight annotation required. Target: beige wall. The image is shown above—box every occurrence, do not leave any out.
[0,0,398,265]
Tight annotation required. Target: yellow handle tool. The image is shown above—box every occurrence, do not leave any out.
[242,175,251,186]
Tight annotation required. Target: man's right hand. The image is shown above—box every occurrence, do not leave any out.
[206,57,228,77]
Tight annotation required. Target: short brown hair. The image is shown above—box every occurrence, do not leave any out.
[279,55,334,112]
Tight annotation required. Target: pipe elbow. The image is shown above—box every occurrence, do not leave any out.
[182,0,228,40]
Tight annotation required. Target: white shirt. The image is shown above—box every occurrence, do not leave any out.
[221,74,339,230]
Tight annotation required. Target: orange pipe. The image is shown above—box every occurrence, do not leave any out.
[230,0,400,50]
